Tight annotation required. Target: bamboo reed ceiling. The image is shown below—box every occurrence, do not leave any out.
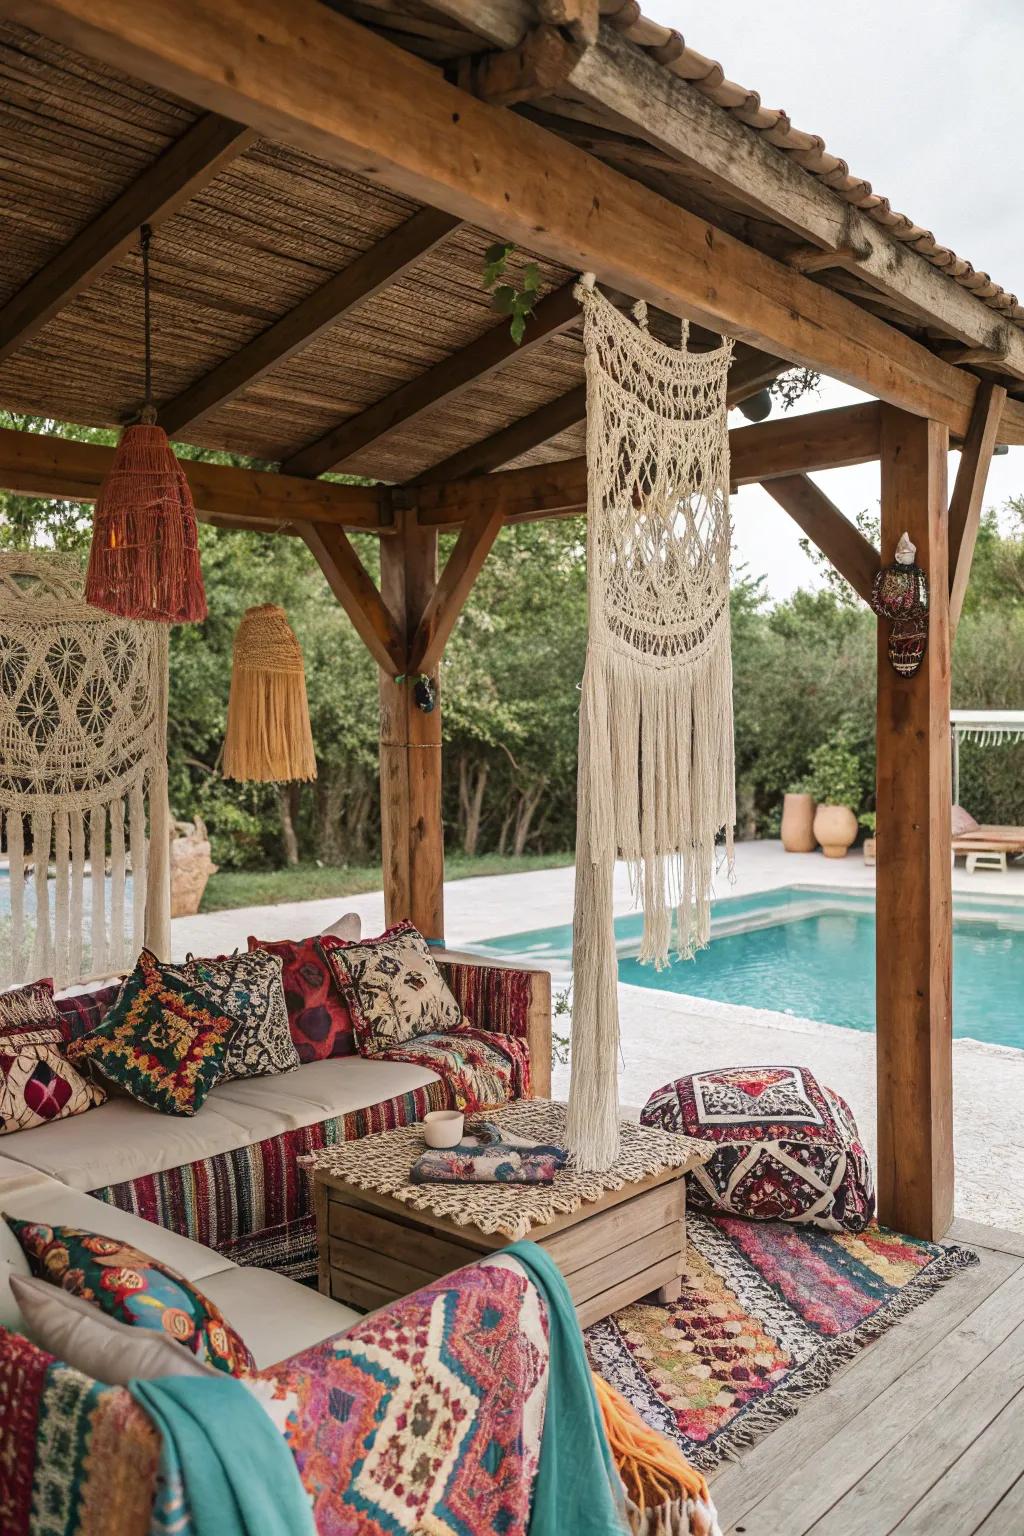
[0,7,1021,490]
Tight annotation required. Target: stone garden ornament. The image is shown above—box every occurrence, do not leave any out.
[0,552,170,988]
[567,278,736,1171]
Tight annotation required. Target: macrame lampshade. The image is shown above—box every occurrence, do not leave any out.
[84,225,207,624]
[223,605,317,783]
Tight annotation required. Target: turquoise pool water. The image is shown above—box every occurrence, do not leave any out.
[474,886,1024,1051]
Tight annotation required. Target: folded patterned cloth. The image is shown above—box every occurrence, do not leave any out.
[411,1119,568,1185]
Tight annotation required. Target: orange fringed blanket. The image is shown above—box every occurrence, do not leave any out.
[594,1373,722,1536]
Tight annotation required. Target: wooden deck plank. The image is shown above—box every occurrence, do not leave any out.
[888,1388,1024,1534]
[804,1314,1024,1534]
[721,1260,1024,1535]
[948,1218,1024,1260]
[972,1472,1024,1533]
[712,1245,1021,1525]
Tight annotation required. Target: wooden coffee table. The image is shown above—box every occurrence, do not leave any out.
[308,1101,708,1327]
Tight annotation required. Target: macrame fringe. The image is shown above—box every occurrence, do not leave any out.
[594,1375,721,1536]
[85,423,207,624]
[567,282,735,1172]
[223,605,317,783]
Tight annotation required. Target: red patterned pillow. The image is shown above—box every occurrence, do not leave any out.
[0,980,60,1037]
[54,983,122,1044]
[247,935,354,1062]
[641,1065,875,1233]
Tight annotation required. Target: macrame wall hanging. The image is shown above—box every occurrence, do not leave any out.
[223,604,317,783]
[0,552,170,989]
[567,279,736,1171]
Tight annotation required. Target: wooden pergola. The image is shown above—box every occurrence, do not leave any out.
[1,0,1019,1241]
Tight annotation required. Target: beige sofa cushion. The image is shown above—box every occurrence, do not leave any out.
[211,1055,440,1130]
[198,1265,359,1369]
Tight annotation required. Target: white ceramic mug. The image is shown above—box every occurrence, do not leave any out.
[423,1109,464,1148]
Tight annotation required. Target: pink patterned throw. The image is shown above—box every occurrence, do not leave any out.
[411,1120,568,1184]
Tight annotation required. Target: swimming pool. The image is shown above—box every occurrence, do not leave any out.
[473,885,1024,1052]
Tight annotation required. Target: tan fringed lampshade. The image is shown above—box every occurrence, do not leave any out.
[223,604,317,783]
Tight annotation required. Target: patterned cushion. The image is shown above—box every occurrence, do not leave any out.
[54,982,122,1044]
[247,934,355,1062]
[5,1217,254,1376]
[0,1027,106,1135]
[173,951,299,1082]
[381,1028,531,1111]
[66,949,241,1116]
[322,921,464,1055]
[641,1065,875,1232]
[0,979,59,1036]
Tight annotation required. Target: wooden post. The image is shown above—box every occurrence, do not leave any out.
[378,508,444,939]
[876,406,953,1240]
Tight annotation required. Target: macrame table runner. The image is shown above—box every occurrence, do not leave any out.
[301,1099,709,1241]
[568,281,736,1171]
[0,552,170,988]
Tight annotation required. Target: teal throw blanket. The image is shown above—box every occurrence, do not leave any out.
[129,1374,315,1536]
[503,1240,628,1536]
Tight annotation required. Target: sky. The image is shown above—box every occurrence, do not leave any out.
[644,0,1024,599]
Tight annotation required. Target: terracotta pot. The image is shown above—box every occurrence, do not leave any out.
[813,804,858,859]
[781,792,817,853]
[863,836,877,867]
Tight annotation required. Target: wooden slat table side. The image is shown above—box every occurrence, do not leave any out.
[314,1163,687,1327]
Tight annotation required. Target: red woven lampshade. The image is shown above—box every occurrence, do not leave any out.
[84,421,207,622]
[84,223,207,624]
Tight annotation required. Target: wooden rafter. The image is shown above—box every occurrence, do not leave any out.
[0,426,386,532]
[465,23,584,106]
[282,281,580,478]
[414,385,587,484]
[409,402,883,529]
[0,114,256,364]
[158,208,461,436]
[19,0,1024,446]
[761,475,878,604]
[407,502,506,673]
[948,380,1007,637]
[300,521,405,674]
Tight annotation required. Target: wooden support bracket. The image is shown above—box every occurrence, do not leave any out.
[761,474,879,604]
[300,521,406,675]
[408,502,506,674]
[463,24,586,106]
[948,380,1006,637]
[785,243,872,276]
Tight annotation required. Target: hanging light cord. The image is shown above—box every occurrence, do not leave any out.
[140,223,156,424]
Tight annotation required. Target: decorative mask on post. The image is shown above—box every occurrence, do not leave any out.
[870,532,929,677]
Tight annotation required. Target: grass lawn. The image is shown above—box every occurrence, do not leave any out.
[200,851,575,912]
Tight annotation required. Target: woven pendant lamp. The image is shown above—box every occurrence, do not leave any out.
[223,605,317,783]
[85,225,207,624]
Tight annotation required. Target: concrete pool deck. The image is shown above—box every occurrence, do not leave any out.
[173,840,1024,1233]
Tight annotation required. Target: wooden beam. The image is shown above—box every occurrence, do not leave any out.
[563,24,1024,381]
[408,503,506,673]
[467,24,583,106]
[157,208,460,436]
[0,425,387,531]
[414,385,586,484]
[948,381,1006,636]
[0,114,255,364]
[20,0,1024,445]
[761,476,878,603]
[300,522,404,674]
[876,407,953,1241]
[282,281,580,478]
[410,402,884,528]
[378,510,445,939]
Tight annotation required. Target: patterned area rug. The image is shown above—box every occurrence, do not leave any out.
[586,1212,978,1471]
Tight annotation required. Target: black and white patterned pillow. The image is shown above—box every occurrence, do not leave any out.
[175,951,299,1082]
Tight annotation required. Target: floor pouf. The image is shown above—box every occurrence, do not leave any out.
[640,1065,875,1232]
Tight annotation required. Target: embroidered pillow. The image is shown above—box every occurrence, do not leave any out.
[172,951,298,1082]
[5,1217,254,1376]
[1,1027,106,1135]
[247,935,355,1062]
[321,921,464,1055]
[66,949,241,1116]
[54,982,122,1044]
[641,1065,875,1233]
[0,979,60,1036]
